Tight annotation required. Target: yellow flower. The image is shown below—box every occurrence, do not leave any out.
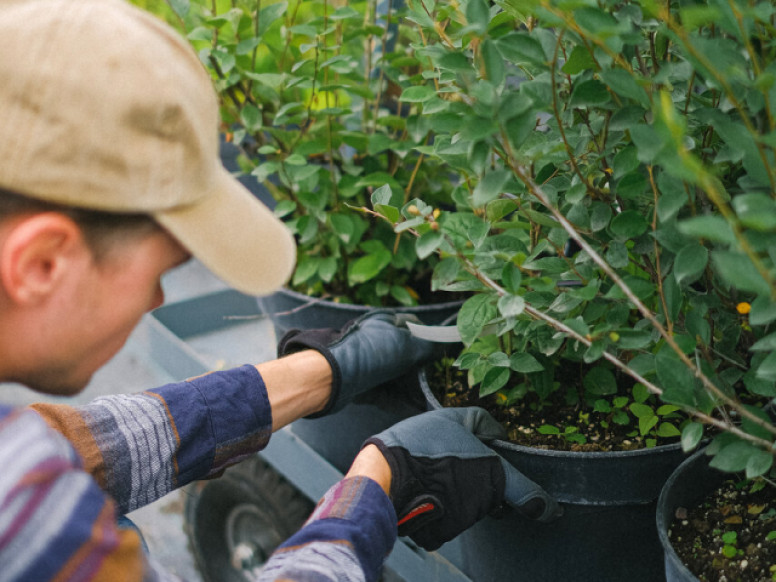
[736,302,751,315]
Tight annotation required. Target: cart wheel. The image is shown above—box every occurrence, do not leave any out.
[184,456,314,582]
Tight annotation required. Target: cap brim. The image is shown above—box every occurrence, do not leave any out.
[154,166,296,296]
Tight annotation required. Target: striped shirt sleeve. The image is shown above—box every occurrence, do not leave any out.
[258,477,398,582]
[29,365,273,514]
[0,405,175,581]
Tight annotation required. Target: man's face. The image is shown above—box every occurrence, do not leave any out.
[24,228,191,395]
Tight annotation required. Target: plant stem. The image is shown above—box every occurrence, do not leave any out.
[550,31,601,199]
[647,165,673,335]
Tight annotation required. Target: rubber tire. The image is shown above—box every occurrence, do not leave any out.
[184,456,314,582]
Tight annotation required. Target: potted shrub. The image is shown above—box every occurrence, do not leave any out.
[155,0,464,336]
[369,0,776,580]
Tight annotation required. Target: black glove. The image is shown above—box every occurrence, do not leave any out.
[277,311,435,417]
[363,407,562,551]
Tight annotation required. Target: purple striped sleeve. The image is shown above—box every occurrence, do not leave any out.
[63,364,272,514]
[259,477,397,582]
[0,406,170,582]
[147,364,273,483]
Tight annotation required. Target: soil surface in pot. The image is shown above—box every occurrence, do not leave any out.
[669,478,776,581]
[426,361,680,452]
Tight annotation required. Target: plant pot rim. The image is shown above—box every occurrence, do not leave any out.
[419,366,684,460]
[273,285,466,314]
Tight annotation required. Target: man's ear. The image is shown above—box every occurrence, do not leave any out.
[0,213,86,305]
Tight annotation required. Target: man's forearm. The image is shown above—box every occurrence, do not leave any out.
[258,350,332,430]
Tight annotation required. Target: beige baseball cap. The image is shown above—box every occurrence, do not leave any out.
[0,0,296,296]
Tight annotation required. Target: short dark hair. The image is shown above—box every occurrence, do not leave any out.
[0,187,159,261]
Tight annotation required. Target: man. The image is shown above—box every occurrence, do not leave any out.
[0,1,559,581]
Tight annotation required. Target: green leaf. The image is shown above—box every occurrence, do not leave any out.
[273,200,296,218]
[732,194,776,231]
[347,244,392,285]
[258,2,287,35]
[510,353,544,373]
[750,295,776,326]
[754,351,776,382]
[375,204,400,224]
[630,403,654,419]
[612,409,630,425]
[747,451,775,479]
[501,262,522,294]
[633,383,650,403]
[681,422,704,452]
[416,231,443,260]
[583,366,617,395]
[505,111,537,150]
[432,258,460,291]
[479,367,510,397]
[496,32,546,65]
[741,404,775,441]
[712,251,770,295]
[710,440,764,473]
[371,184,396,206]
[458,294,498,345]
[488,352,510,368]
[330,213,355,244]
[400,86,437,103]
[561,45,597,75]
[750,331,776,352]
[639,415,659,436]
[657,423,682,438]
[605,241,629,269]
[438,51,472,72]
[537,425,561,435]
[656,347,697,407]
[523,208,561,229]
[317,257,337,283]
[610,210,648,240]
[569,80,611,108]
[630,124,666,163]
[674,244,709,286]
[168,0,190,18]
[481,39,505,85]
[590,203,612,232]
[657,405,681,416]
[615,171,648,199]
[599,69,650,108]
[679,5,722,29]
[583,341,606,363]
[465,0,490,32]
[497,294,526,318]
[473,170,511,208]
[574,6,619,36]
[676,216,735,244]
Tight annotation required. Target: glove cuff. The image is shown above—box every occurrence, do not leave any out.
[277,329,342,418]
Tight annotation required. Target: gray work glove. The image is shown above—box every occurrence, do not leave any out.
[277,311,435,417]
[363,407,562,551]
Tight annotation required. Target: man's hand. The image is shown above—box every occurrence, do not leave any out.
[362,407,562,551]
[277,311,434,417]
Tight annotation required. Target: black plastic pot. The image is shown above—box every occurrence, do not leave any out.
[420,368,689,582]
[656,447,723,582]
[256,286,463,337]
